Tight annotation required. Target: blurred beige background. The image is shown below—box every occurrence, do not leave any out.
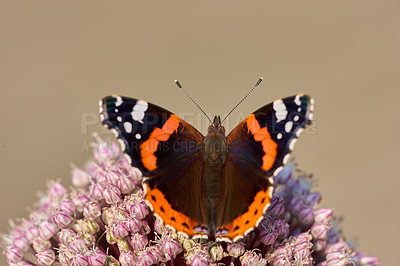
[1,0,399,264]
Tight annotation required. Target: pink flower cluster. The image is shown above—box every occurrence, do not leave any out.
[2,135,378,265]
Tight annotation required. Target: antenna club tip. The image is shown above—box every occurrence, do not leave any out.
[174,80,182,88]
[260,77,263,80]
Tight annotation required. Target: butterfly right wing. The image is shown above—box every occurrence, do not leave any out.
[216,94,314,241]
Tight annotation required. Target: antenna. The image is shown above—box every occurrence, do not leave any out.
[221,77,263,124]
[175,80,213,124]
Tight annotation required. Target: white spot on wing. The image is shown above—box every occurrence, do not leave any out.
[124,122,132,133]
[273,99,288,122]
[294,115,299,121]
[283,154,290,164]
[289,138,298,150]
[274,166,283,176]
[117,116,122,122]
[98,100,103,112]
[294,95,302,106]
[297,107,302,112]
[296,128,304,137]
[285,121,293,133]
[117,139,127,154]
[131,100,148,124]
[135,133,141,139]
[277,133,282,140]
[111,129,119,138]
[115,97,123,107]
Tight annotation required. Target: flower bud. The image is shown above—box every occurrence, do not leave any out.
[26,225,39,241]
[104,185,122,205]
[310,222,329,240]
[89,182,106,201]
[47,181,67,199]
[116,238,131,252]
[81,220,100,234]
[268,196,286,216]
[227,242,245,258]
[78,232,96,246]
[83,201,102,221]
[87,248,107,266]
[354,254,379,266]
[288,196,303,215]
[13,236,30,252]
[209,243,224,261]
[326,251,352,266]
[185,248,212,265]
[112,221,129,239]
[259,227,277,245]
[147,245,165,263]
[129,200,149,219]
[105,170,120,186]
[70,191,90,213]
[4,246,24,264]
[154,217,166,235]
[58,228,77,246]
[119,251,136,266]
[36,249,55,266]
[161,235,182,260]
[117,175,135,194]
[38,221,57,240]
[106,228,117,244]
[314,208,333,223]
[305,192,321,206]
[71,167,90,187]
[69,252,88,266]
[52,209,73,229]
[240,250,267,266]
[60,200,76,216]
[136,250,156,265]
[131,232,148,251]
[32,237,51,253]
[298,207,314,225]
[68,238,88,253]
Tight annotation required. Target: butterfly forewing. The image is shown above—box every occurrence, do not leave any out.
[227,94,313,176]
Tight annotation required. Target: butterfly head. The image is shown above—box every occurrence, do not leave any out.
[207,115,225,135]
[203,115,227,166]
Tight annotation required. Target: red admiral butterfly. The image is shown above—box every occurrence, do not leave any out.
[100,80,313,242]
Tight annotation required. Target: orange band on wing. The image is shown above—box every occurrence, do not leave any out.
[144,184,205,237]
[245,114,277,171]
[140,114,180,171]
[218,186,272,241]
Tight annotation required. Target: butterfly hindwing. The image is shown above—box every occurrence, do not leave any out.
[100,95,207,238]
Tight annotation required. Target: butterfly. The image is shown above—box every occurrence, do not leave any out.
[99,85,313,242]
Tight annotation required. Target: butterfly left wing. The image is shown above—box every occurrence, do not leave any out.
[216,94,314,241]
[100,95,209,238]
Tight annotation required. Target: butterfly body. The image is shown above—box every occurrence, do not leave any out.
[100,93,313,242]
[200,115,228,240]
